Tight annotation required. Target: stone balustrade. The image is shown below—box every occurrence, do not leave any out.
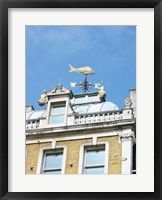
[26,109,133,130]
[74,110,124,125]
[26,120,40,129]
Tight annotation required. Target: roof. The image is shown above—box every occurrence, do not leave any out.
[73,102,119,114]
[26,110,45,120]
[26,101,119,120]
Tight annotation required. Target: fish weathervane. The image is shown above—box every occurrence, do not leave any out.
[69,64,95,75]
[69,64,106,100]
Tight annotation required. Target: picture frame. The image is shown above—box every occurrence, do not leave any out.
[0,0,161,199]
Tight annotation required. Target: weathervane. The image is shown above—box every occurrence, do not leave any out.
[69,64,106,101]
[69,64,96,93]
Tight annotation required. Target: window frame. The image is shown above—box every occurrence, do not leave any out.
[78,141,109,174]
[36,145,67,175]
[46,98,69,127]
[42,149,64,174]
[49,103,66,125]
[83,145,105,174]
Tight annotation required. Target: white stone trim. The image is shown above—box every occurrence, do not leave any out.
[78,141,109,175]
[118,132,135,143]
[52,140,56,149]
[36,148,44,174]
[118,130,134,174]
[46,97,69,127]
[61,145,67,174]
[26,119,135,134]
[65,99,69,126]
[36,145,67,175]
[92,136,97,145]
[26,131,119,144]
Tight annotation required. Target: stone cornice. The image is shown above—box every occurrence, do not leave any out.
[26,119,136,139]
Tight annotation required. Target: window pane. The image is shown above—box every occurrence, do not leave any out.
[50,115,64,124]
[45,153,63,169]
[44,170,61,174]
[51,106,65,114]
[84,167,104,174]
[85,149,105,166]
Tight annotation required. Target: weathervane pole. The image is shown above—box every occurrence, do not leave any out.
[84,74,88,93]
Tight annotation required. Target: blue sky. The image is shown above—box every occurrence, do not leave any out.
[26,26,136,110]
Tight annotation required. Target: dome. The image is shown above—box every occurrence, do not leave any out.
[73,102,119,115]
[26,102,119,120]
[26,110,45,120]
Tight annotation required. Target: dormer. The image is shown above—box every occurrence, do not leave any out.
[45,84,74,127]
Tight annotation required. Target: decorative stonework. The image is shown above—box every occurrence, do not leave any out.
[38,84,72,106]
[124,98,132,108]
[38,93,48,106]
[55,84,63,93]
[98,86,106,102]
[118,132,135,142]
[49,84,72,95]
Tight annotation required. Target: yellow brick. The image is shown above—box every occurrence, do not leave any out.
[26,136,122,174]
[57,139,92,174]
[98,136,121,174]
[26,142,51,174]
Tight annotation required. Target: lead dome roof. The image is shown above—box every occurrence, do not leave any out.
[73,102,119,114]
[26,110,45,120]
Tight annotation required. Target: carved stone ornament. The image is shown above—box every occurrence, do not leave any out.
[124,98,132,108]
[38,93,48,106]
[55,84,63,93]
[98,86,106,102]
[118,132,135,141]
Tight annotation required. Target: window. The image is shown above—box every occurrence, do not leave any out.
[83,145,105,174]
[50,103,66,125]
[42,149,63,174]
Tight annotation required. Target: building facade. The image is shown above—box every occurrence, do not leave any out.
[26,85,136,175]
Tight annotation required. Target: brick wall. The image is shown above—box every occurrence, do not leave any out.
[26,136,121,174]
